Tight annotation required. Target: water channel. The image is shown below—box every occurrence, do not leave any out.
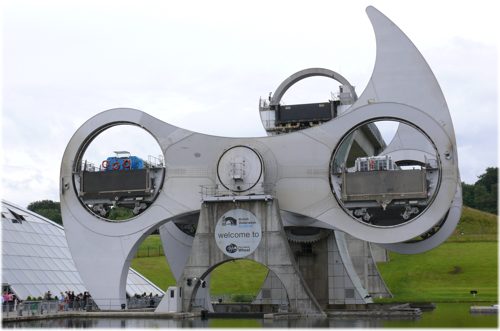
[3,303,497,328]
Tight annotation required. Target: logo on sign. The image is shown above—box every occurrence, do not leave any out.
[215,209,262,258]
[225,243,237,253]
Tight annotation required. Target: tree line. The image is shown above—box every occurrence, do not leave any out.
[462,167,498,215]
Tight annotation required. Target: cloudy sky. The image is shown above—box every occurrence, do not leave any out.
[2,0,498,207]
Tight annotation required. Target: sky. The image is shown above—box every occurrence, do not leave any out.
[1,0,498,207]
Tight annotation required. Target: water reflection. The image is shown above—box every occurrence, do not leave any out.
[2,303,497,328]
[3,317,387,328]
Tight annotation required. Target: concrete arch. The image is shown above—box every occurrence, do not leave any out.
[176,200,324,315]
[270,68,357,106]
[187,258,289,311]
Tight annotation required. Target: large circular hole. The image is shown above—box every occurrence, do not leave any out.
[330,119,440,227]
[74,124,165,221]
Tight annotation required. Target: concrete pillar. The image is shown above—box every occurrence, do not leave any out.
[177,199,325,316]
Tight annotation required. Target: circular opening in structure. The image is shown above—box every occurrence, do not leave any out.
[280,76,344,105]
[74,124,165,221]
[190,259,285,310]
[330,119,440,227]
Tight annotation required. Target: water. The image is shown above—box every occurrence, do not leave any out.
[3,303,497,328]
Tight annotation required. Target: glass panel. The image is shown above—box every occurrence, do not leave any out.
[18,243,33,256]
[1,269,13,282]
[23,284,39,298]
[50,270,64,284]
[50,246,65,259]
[50,224,64,235]
[61,247,71,259]
[37,245,52,257]
[52,258,67,271]
[24,270,42,284]
[40,270,55,284]
[73,272,83,283]
[41,245,55,257]
[14,269,31,284]
[62,259,76,271]
[36,257,49,270]
[14,230,29,245]
[28,222,41,234]
[32,234,45,246]
[33,257,49,270]
[27,244,42,257]
[56,270,71,284]
[22,222,36,233]
[19,256,34,270]
[2,255,14,269]
[63,271,77,284]
[2,229,15,243]
[58,236,70,248]
[34,284,48,297]
[33,270,47,284]
[45,258,57,270]
[19,270,35,284]
[36,234,50,246]
[41,224,54,235]
[23,231,39,245]
[15,256,29,270]
[71,272,82,284]
[12,284,30,300]
[126,284,137,296]
[1,218,12,229]
[8,242,24,256]
[55,285,68,296]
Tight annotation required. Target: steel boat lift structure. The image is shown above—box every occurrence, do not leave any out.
[60,6,461,314]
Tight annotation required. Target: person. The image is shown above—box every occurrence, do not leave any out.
[64,292,70,311]
[58,292,65,311]
[7,292,14,312]
[69,291,75,310]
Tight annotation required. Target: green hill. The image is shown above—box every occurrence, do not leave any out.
[376,207,497,302]
[447,206,497,242]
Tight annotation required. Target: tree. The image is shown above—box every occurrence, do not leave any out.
[462,167,498,214]
[27,200,62,225]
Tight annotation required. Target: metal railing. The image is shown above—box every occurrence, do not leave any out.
[200,184,275,201]
[1,299,97,318]
[1,296,163,318]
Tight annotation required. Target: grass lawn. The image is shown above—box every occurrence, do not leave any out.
[132,208,497,302]
[131,252,268,297]
[447,206,497,242]
[130,256,175,291]
[377,242,497,302]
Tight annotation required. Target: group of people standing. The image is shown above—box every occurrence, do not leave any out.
[2,291,17,312]
[58,291,92,311]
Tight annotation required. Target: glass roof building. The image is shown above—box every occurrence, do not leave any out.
[1,200,163,300]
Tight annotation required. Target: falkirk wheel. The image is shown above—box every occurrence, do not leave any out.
[60,6,461,315]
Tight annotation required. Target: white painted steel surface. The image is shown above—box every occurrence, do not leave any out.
[60,6,461,308]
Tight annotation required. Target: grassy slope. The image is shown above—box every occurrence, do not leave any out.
[377,242,497,302]
[132,207,498,302]
[447,206,497,242]
[377,207,498,302]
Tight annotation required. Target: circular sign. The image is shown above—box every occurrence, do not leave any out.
[215,209,262,258]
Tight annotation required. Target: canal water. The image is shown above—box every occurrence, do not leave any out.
[3,303,497,328]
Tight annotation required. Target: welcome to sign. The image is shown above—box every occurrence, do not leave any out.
[214,209,262,258]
